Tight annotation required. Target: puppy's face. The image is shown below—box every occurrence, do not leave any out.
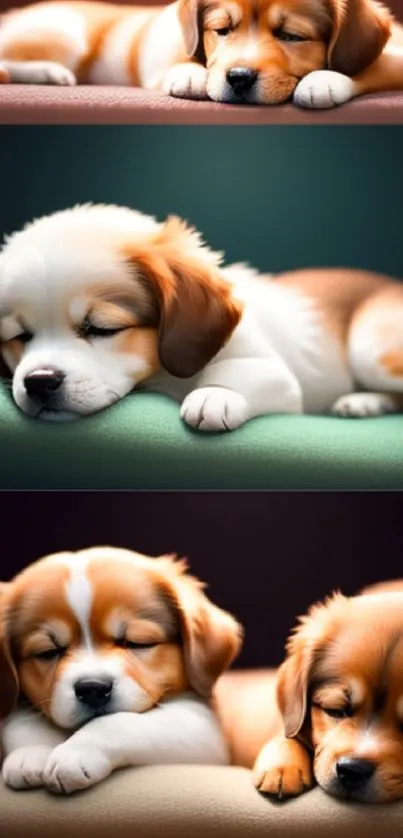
[178,0,391,104]
[278,587,403,802]
[0,206,241,421]
[0,547,242,729]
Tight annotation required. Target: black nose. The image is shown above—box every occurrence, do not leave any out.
[74,677,114,709]
[336,757,376,789]
[226,67,258,96]
[24,368,65,398]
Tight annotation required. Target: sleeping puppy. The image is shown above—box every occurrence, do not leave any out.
[253,581,403,803]
[2,204,403,428]
[0,0,401,107]
[0,546,242,794]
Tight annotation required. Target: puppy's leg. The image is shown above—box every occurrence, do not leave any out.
[162,62,208,99]
[294,49,403,109]
[0,60,76,85]
[42,695,229,794]
[180,355,302,431]
[0,5,87,85]
[2,707,66,790]
[253,736,313,800]
[331,391,403,417]
[339,288,403,414]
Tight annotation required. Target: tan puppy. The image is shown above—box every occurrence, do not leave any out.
[0,547,242,794]
[0,0,403,106]
[253,581,403,803]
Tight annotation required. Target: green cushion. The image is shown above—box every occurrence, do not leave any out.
[1,383,403,489]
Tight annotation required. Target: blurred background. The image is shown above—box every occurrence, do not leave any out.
[0,126,402,277]
[1,491,401,668]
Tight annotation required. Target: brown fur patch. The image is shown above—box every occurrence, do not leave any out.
[121,216,243,378]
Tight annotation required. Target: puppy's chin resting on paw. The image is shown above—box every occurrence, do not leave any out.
[252,580,403,803]
[0,546,243,794]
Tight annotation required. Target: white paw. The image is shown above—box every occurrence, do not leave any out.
[43,743,112,794]
[293,70,356,109]
[162,63,208,99]
[4,60,76,85]
[331,392,397,418]
[180,386,249,431]
[2,746,53,789]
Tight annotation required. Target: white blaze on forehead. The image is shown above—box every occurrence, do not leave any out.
[43,553,94,648]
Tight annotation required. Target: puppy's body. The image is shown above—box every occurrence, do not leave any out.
[0,547,242,793]
[0,0,403,106]
[253,582,403,803]
[1,204,403,428]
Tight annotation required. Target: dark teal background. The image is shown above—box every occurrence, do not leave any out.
[0,126,402,276]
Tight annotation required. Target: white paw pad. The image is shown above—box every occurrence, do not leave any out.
[180,386,249,431]
[293,71,356,109]
[43,744,112,794]
[162,64,208,99]
[2,746,53,789]
[331,392,397,418]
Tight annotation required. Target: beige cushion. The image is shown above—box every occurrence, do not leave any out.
[1,765,403,837]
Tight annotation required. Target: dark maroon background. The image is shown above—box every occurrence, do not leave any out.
[1,492,402,669]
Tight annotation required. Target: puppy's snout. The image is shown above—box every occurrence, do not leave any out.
[24,367,65,398]
[336,757,376,790]
[226,68,258,96]
[74,677,114,709]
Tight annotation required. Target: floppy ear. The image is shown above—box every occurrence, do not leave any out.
[0,582,19,720]
[277,593,348,740]
[178,0,202,57]
[122,217,242,378]
[158,557,243,698]
[328,0,391,76]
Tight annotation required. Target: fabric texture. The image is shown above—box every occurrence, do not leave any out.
[2,86,403,124]
[1,384,403,489]
[1,764,403,837]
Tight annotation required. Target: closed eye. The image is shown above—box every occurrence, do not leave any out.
[215,26,231,35]
[115,638,158,651]
[313,703,355,719]
[14,330,34,344]
[273,28,310,42]
[32,647,66,661]
[78,314,128,340]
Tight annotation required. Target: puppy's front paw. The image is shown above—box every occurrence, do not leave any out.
[43,743,112,794]
[162,63,208,99]
[2,746,54,789]
[331,391,397,418]
[180,386,249,431]
[253,739,313,801]
[293,70,356,109]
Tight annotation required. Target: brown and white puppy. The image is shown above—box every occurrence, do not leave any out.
[0,0,402,107]
[0,546,242,794]
[253,581,403,803]
[2,204,403,429]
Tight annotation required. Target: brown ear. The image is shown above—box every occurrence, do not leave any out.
[328,0,391,76]
[122,217,242,378]
[158,557,243,698]
[277,592,348,740]
[0,583,18,719]
[178,0,202,56]
[277,650,312,739]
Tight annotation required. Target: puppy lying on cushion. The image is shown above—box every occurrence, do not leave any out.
[0,546,242,794]
[1,204,403,429]
[0,0,402,107]
[253,581,403,803]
